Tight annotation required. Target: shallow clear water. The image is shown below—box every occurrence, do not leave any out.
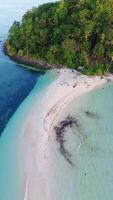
[56,83,113,200]
[76,83,113,200]
[0,1,113,199]
[1,77,113,200]
[1,68,113,200]
[0,1,49,198]
[0,69,58,200]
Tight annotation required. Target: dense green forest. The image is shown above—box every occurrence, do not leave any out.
[6,0,113,75]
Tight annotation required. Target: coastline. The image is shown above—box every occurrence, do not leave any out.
[4,44,64,71]
[21,68,113,199]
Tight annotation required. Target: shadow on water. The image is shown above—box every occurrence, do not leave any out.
[84,111,100,119]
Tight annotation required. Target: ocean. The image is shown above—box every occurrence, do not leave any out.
[0,44,113,199]
[54,83,113,200]
[0,34,43,199]
[0,1,45,199]
[0,1,113,200]
[0,69,57,200]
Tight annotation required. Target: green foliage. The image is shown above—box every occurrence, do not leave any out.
[7,0,113,74]
[62,38,78,68]
[93,43,105,57]
[18,49,24,57]
[46,45,61,64]
[8,46,17,56]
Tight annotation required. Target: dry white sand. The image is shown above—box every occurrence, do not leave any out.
[21,69,113,200]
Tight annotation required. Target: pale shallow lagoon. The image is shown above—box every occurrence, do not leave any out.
[0,2,113,197]
[56,82,113,200]
[0,68,113,199]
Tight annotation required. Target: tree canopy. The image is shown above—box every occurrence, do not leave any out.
[6,0,113,75]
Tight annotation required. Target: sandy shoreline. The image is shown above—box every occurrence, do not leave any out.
[21,69,113,200]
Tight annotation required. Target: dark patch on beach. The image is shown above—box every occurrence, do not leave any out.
[85,111,99,119]
[54,115,80,166]
[100,76,104,79]
[73,83,77,88]
[107,78,112,83]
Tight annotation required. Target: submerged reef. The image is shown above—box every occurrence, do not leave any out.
[54,115,80,166]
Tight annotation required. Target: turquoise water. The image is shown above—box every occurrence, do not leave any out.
[0,1,113,198]
[0,1,58,199]
[0,70,113,200]
[56,83,113,200]
[76,83,113,200]
[0,38,43,133]
[0,70,58,200]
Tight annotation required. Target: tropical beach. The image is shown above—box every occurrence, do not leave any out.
[0,65,113,199]
[0,0,113,200]
[19,68,113,199]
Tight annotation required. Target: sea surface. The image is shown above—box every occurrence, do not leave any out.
[1,63,113,199]
[0,1,59,199]
[55,83,113,200]
[0,1,113,200]
[0,27,57,200]
[0,40,44,133]
[0,28,45,199]
[0,68,57,200]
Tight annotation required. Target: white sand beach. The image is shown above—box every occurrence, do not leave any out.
[21,69,113,200]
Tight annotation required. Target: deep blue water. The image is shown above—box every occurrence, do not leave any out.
[0,36,43,134]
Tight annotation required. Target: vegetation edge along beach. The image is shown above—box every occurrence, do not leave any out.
[5,0,113,75]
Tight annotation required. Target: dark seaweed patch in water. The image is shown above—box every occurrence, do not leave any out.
[54,115,80,166]
[85,111,99,119]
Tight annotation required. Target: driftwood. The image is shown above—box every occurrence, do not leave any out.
[54,115,79,166]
